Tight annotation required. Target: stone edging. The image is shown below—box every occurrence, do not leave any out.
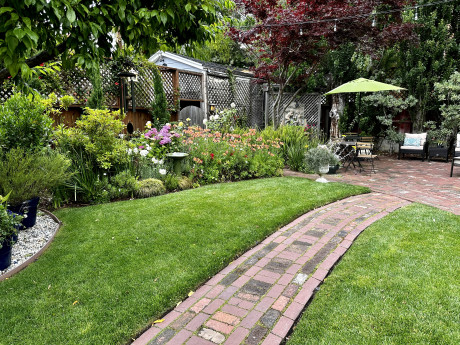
[0,209,62,282]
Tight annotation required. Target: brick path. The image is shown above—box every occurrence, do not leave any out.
[132,193,410,345]
[285,155,460,216]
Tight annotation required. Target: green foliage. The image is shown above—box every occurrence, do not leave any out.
[150,66,170,128]
[163,174,180,191]
[135,178,166,198]
[186,30,254,68]
[0,0,229,81]
[395,3,459,130]
[110,171,138,199]
[434,71,460,132]
[363,91,417,143]
[86,65,105,110]
[0,92,53,151]
[305,145,340,174]
[178,176,193,191]
[54,108,130,170]
[423,120,453,146]
[287,141,307,172]
[0,192,21,248]
[0,148,71,206]
[260,125,324,166]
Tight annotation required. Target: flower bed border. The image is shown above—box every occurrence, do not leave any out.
[0,209,62,282]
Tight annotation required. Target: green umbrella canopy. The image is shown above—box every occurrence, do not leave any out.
[324,78,406,95]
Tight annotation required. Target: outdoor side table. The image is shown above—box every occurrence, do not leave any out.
[428,146,449,162]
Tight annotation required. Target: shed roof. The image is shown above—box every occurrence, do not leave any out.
[149,51,254,78]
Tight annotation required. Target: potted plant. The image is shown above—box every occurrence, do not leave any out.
[0,148,71,228]
[0,192,22,271]
[305,145,340,183]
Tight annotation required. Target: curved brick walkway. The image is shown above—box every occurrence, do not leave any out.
[132,193,410,345]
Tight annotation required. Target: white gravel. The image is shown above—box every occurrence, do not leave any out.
[0,212,59,277]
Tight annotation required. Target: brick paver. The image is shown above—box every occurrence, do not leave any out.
[133,192,410,345]
[285,155,460,215]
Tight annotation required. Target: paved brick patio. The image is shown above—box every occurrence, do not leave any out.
[132,193,410,345]
[286,155,460,215]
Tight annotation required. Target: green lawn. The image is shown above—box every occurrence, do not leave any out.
[287,203,460,345]
[0,177,367,345]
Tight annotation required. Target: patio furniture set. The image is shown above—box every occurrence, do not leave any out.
[398,132,460,177]
[337,132,460,177]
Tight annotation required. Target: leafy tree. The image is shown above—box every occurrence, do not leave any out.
[188,30,254,68]
[150,65,170,128]
[434,71,460,133]
[0,0,230,83]
[397,0,459,131]
[363,91,417,151]
[229,0,416,126]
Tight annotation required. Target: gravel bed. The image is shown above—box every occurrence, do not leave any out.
[0,212,59,277]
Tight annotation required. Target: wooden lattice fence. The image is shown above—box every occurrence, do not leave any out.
[207,74,265,128]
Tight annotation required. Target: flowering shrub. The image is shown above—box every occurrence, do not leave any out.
[182,127,283,184]
[132,123,182,160]
[205,103,247,133]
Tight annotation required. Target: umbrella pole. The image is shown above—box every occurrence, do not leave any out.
[357,92,361,134]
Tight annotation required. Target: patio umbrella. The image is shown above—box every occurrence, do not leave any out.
[324,78,406,133]
[325,78,406,95]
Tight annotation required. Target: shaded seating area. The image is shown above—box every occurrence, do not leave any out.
[398,133,428,161]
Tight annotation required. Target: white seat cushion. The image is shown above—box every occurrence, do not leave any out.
[400,145,424,150]
[405,133,427,146]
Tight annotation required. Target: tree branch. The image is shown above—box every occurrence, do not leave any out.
[0,42,67,83]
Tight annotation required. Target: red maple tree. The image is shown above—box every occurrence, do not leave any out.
[229,0,416,125]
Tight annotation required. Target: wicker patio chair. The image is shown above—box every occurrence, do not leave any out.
[398,133,428,161]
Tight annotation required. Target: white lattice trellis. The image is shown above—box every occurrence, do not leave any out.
[267,93,321,127]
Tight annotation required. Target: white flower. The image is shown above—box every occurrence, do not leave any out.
[118,134,125,139]
[146,121,152,129]
[159,169,167,175]
[230,102,236,108]
[186,118,191,122]
[140,150,148,157]
[214,115,219,120]
[159,159,164,165]
[209,115,214,121]
[133,148,139,154]
[203,119,208,125]
[152,157,159,164]
[127,148,133,155]
[166,123,171,127]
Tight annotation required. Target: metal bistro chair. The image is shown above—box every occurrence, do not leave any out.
[355,141,377,173]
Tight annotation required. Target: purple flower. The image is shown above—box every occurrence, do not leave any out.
[159,137,172,145]
[174,133,180,138]
[139,145,144,149]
